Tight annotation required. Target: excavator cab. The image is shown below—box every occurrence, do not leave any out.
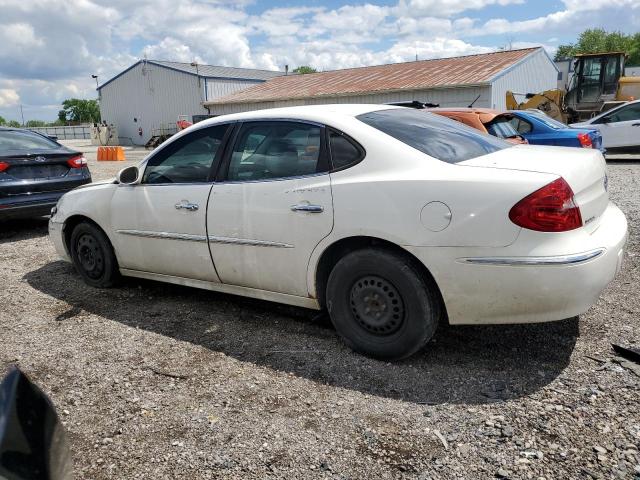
[565,52,625,120]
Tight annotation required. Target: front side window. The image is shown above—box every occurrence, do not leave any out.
[509,117,533,135]
[357,108,510,164]
[227,122,322,181]
[143,125,228,184]
[608,103,640,123]
[485,116,520,139]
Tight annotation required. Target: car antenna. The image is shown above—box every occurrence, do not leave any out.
[468,94,481,108]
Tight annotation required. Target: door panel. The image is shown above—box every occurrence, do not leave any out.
[111,184,218,281]
[207,175,332,296]
[110,124,230,281]
[207,120,333,297]
[599,103,640,148]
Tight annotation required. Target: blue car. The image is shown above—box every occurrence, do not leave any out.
[507,110,604,152]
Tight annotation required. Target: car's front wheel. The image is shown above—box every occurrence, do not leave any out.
[326,248,441,360]
[69,222,119,288]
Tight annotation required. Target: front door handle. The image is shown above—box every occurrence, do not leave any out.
[175,202,199,211]
[291,204,323,213]
[632,123,640,127]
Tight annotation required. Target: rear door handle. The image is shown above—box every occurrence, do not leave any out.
[175,202,199,211]
[632,123,640,126]
[291,204,323,213]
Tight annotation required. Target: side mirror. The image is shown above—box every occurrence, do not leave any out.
[601,116,611,124]
[117,166,139,184]
[0,366,72,479]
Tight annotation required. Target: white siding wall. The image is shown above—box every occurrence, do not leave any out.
[207,85,491,115]
[490,49,558,110]
[99,62,208,145]
[205,78,265,102]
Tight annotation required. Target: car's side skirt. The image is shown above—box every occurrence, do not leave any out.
[119,268,321,310]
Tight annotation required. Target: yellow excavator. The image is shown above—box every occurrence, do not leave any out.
[507,52,640,124]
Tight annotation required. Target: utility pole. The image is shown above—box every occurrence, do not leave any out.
[20,104,25,127]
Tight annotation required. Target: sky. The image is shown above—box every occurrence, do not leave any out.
[0,0,637,122]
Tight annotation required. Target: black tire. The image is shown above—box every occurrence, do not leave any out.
[69,222,119,288]
[326,248,441,360]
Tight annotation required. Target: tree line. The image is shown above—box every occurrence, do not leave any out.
[555,29,640,65]
[0,99,100,128]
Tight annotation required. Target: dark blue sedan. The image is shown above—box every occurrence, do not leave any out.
[507,110,604,152]
[0,128,92,220]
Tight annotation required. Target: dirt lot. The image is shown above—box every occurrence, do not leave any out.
[0,145,639,479]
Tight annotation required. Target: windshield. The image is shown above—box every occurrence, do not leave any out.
[485,117,520,139]
[0,130,60,152]
[357,108,511,164]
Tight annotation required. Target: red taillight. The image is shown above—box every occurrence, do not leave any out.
[67,154,87,168]
[0,161,9,172]
[577,132,593,148]
[509,177,582,232]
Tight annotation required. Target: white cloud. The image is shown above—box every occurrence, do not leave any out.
[0,89,20,108]
[466,0,639,37]
[395,0,524,17]
[1,0,638,121]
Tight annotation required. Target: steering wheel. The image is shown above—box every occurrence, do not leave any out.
[145,170,173,184]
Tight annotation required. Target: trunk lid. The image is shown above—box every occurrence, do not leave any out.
[460,145,608,233]
[0,150,82,196]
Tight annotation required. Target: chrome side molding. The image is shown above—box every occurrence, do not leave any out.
[116,229,293,248]
[459,248,606,266]
[207,235,293,248]
[116,229,208,242]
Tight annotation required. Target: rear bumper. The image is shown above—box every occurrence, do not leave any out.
[0,193,63,220]
[0,178,91,220]
[405,202,628,325]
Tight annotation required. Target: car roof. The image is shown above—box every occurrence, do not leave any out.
[426,107,501,114]
[425,107,510,123]
[199,104,400,127]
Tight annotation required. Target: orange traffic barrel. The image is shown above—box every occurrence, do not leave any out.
[97,146,126,161]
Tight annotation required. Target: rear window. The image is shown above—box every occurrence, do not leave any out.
[357,108,510,163]
[0,130,60,152]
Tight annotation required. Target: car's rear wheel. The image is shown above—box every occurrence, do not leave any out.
[326,248,441,360]
[69,222,119,288]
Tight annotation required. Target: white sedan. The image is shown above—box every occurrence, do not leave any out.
[49,105,628,360]
[571,99,640,149]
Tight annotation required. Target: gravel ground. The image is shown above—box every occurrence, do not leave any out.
[0,146,639,479]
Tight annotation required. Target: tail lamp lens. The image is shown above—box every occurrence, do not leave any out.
[577,132,593,148]
[509,177,582,232]
[0,161,9,172]
[67,155,87,168]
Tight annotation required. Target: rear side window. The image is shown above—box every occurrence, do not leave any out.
[328,130,363,169]
[357,109,510,163]
[0,130,60,151]
[227,122,323,181]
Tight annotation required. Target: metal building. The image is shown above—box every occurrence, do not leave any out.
[97,60,283,145]
[205,48,557,115]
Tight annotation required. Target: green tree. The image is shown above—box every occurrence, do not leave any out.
[25,120,47,127]
[555,28,640,65]
[0,115,6,126]
[7,120,21,128]
[57,109,67,123]
[60,98,101,123]
[293,66,317,74]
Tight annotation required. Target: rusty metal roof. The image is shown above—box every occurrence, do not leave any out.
[207,48,541,105]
